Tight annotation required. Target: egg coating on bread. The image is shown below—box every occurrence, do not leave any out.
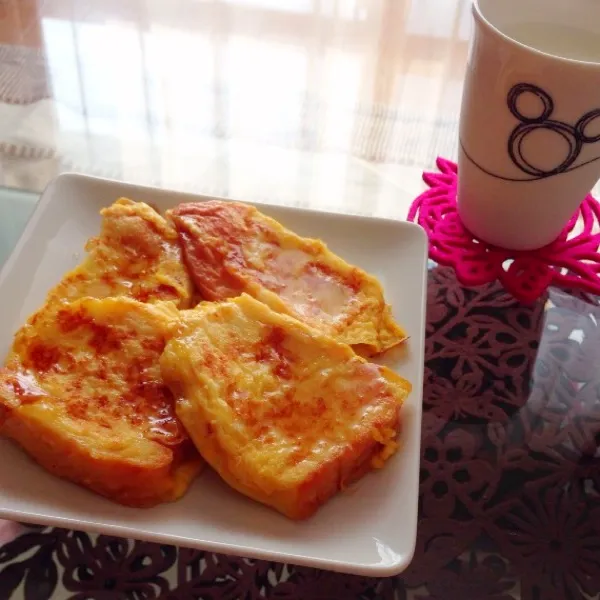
[0,297,203,507]
[44,197,194,309]
[160,294,411,519]
[169,200,405,355]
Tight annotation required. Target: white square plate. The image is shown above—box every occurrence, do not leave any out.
[0,174,427,577]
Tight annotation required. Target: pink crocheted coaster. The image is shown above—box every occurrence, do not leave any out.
[407,157,600,304]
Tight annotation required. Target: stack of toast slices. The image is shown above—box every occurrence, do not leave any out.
[0,197,411,520]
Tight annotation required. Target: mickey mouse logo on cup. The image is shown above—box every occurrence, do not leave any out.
[461,83,600,182]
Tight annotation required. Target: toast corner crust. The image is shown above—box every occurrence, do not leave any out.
[161,294,411,519]
[170,201,407,355]
[44,197,195,311]
[0,296,204,507]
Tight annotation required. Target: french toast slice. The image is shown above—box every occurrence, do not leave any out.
[169,201,406,355]
[160,294,411,520]
[43,197,194,310]
[0,297,203,507]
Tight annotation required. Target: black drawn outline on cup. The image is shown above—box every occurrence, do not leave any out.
[460,83,600,182]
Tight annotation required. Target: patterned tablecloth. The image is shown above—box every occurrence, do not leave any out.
[1,258,599,599]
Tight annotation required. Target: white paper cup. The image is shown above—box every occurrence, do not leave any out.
[457,0,600,250]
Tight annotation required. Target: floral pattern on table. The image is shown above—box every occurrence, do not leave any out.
[2,266,600,599]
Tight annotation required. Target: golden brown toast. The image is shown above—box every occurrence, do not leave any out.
[160,294,411,519]
[169,201,406,355]
[0,297,203,507]
[44,197,194,309]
